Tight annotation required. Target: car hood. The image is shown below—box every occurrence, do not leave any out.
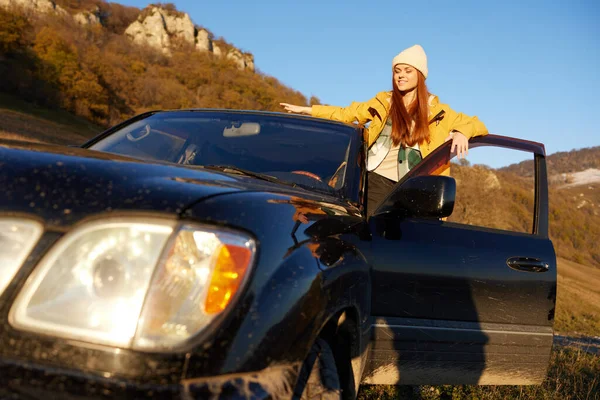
[0,140,317,227]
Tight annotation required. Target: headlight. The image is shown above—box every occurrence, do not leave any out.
[9,218,256,351]
[0,219,43,296]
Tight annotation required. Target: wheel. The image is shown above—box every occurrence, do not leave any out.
[293,338,342,400]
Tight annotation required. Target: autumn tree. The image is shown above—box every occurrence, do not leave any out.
[33,27,108,121]
[0,8,31,55]
[309,95,321,106]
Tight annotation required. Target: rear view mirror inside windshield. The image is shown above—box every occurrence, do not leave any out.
[223,122,261,137]
[126,124,151,142]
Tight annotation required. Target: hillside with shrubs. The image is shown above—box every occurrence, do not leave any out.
[501,146,600,177]
[0,1,316,128]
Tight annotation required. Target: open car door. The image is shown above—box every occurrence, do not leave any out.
[363,135,557,385]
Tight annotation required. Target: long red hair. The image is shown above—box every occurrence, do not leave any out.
[389,71,430,147]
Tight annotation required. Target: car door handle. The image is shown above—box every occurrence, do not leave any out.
[506,257,549,273]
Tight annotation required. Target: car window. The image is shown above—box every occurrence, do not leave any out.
[88,112,354,195]
[94,120,189,162]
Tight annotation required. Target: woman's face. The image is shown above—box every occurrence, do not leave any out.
[393,64,418,92]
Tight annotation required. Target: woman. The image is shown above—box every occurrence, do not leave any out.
[280,44,488,215]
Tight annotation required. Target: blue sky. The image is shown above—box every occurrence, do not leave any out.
[119,0,599,168]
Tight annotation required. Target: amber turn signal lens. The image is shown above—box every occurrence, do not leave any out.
[204,244,252,314]
[133,225,255,351]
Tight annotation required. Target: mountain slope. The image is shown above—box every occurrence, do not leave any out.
[0,2,314,128]
[501,146,600,178]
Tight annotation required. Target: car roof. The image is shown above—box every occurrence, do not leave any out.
[149,108,361,131]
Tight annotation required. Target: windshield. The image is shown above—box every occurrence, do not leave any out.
[88,111,354,195]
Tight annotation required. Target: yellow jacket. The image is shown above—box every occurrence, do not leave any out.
[312,91,488,175]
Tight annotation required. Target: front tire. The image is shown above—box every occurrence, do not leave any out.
[293,338,342,400]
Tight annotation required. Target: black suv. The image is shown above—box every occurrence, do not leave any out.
[0,110,556,399]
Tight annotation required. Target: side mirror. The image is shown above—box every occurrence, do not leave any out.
[374,175,456,218]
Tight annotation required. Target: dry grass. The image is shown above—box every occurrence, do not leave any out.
[555,258,600,336]
[0,130,44,143]
[0,93,101,145]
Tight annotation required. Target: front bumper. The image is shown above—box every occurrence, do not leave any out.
[0,358,300,399]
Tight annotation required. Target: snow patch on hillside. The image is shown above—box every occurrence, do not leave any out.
[558,168,600,188]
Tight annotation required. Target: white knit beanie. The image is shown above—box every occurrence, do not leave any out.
[392,44,428,79]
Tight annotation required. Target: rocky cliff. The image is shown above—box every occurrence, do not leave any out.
[0,0,67,16]
[124,7,254,71]
[73,6,102,26]
[0,0,255,71]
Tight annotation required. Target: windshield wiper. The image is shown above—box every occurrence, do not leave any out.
[201,164,297,187]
